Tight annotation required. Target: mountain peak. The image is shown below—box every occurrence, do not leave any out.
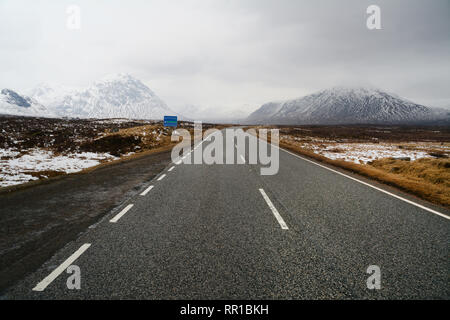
[0,88,54,117]
[98,73,139,84]
[1,89,31,108]
[247,87,444,125]
[23,74,176,120]
[321,86,384,96]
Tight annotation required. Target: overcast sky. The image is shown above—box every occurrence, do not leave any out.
[1,0,449,119]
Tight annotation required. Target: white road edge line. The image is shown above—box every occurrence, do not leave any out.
[110,204,134,223]
[140,185,154,196]
[259,188,289,230]
[168,166,175,172]
[274,144,449,220]
[157,174,166,181]
[32,243,91,291]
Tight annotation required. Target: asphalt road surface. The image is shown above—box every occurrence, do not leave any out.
[0,148,173,292]
[3,129,449,299]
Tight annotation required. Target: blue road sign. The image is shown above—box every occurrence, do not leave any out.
[164,116,178,127]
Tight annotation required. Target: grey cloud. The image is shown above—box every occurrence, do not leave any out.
[0,0,449,117]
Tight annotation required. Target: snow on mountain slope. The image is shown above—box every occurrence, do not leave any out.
[0,89,55,118]
[30,74,178,120]
[246,101,284,123]
[247,87,444,124]
[27,83,75,107]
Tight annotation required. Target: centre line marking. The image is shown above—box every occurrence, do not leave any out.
[140,185,154,196]
[157,174,166,181]
[110,204,134,223]
[168,166,175,172]
[259,188,289,230]
[32,243,91,291]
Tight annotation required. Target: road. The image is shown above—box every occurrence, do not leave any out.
[0,148,173,292]
[4,128,449,299]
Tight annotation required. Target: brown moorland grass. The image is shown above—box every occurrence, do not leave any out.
[370,158,450,187]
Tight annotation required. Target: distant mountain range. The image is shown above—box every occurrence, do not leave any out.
[0,74,178,120]
[2,80,449,124]
[246,87,449,125]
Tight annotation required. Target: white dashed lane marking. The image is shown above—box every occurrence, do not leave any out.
[110,204,134,223]
[259,188,289,230]
[140,185,154,196]
[32,243,91,291]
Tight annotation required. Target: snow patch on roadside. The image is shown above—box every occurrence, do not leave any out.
[0,148,117,187]
[281,135,448,164]
[317,144,432,164]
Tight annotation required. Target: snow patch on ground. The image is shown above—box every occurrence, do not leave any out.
[316,143,432,164]
[0,148,117,187]
[281,135,448,164]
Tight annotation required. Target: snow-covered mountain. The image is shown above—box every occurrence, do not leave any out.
[246,101,284,123]
[0,89,56,118]
[28,74,177,120]
[27,83,75,108]
[247,87,447,124]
